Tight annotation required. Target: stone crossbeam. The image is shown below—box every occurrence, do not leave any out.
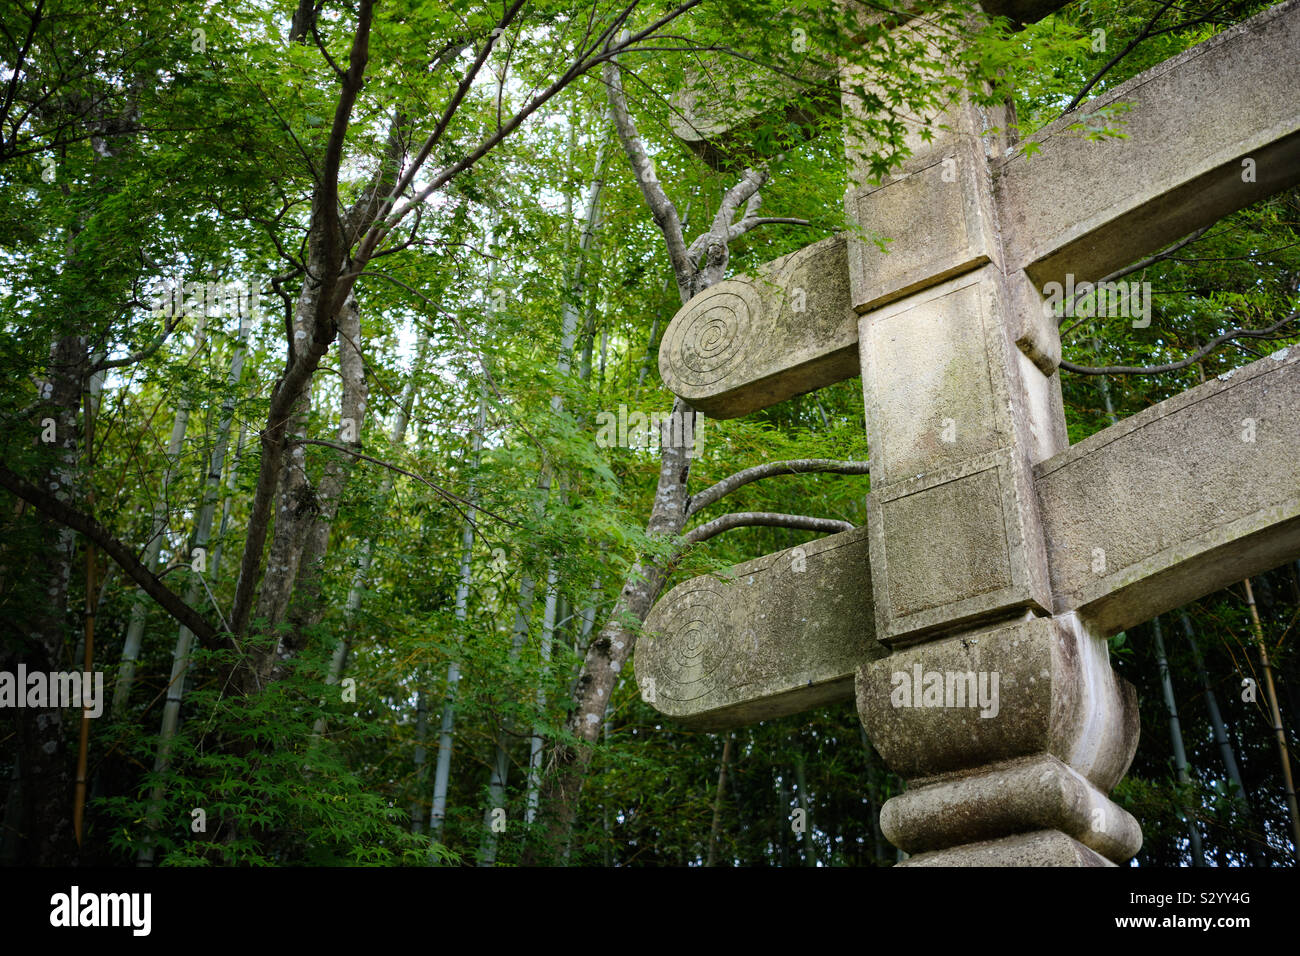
[658,0,1300,420]
[641,348,1300,728]
[637,528,882,728]
[999,0,1300,289]
[1038,345,1300,635]
[657,235,859,418]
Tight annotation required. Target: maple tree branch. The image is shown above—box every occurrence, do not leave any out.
[688,458,871,517]
[605,57,692,293]
[1062,311,1300,376]
[685,511,854,545]
[0,462,224,648]
[90,311,186,372]
[295,438,523,531]
[1062,0,1179,115]
[727,215,813,241]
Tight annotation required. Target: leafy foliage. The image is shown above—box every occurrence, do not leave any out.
[1,0,1296,868]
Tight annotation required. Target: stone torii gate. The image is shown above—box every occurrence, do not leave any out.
[635,0,1300,865]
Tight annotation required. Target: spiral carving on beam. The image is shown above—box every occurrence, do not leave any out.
[660,281,764,391]
[642,577,741,703]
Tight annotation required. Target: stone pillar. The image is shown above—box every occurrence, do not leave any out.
[858,613,1141,864]
[844,60,1141,864]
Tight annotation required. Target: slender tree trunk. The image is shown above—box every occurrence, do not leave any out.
[726,734,747,863]
[525,565,560,824]
[1093,336,1120,425]
[479,573,533,863]
[705,735,733,867]
[1243,578,1300,861]
[113,382,194,717]
[1152,615,1205,866]
[1179,610,1266,865]
[1180,612,1248,800]
[429,392,486,843]
[208,423,245,579]
[795,753,817,868]
[427,668,460,842]
[137,306,251,864]
[71,352,108,847]
[410,692,429,834]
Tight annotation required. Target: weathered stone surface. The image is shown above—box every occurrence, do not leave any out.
[1038,346,1300,636]
[867,449,1052,643]
[669,59,839,170]
[658,235,860,419]
[899,829,1113,867]
[845,145,996,313]
[998,0,1300,287]
[636,528,882,729]
[669,0,1065,167]
[857,613,1139,789]
[641,0,1299,869]
[858,267,1063,485]
[880,754,1142,862]
[859,270,1006,480]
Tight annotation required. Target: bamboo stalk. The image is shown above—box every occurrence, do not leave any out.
[73,367,103,847]
[73,541,95,846]
[1180,610,1267,864]
[705,735,733,867]
[1243,578,1300,861]
[795,753,816,867]
[1152,615,1205,865]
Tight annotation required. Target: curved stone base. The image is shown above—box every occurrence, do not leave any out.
[899,829,1113,867]
[881,753,1142,863]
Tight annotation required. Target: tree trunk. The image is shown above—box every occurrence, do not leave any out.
[1152,615,1205,866]
[113,395,193,717]
[7,328,87,865]
[136,306,251,864]
[1179,610,1265,865]
[1243,578,1300,862]
[429,392,486,843]
[254,292,367,689]
[1180,612,1248,799]
[705,735,733,867]
[525,564,560,824]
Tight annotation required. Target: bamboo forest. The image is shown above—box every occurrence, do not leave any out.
[2,0,1298,873]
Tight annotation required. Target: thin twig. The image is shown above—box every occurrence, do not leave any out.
[1062,311,1300,375]
[685,511,854,545]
